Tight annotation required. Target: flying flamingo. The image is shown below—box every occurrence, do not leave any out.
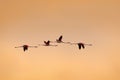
[15,45,38,52]
[50,35,70,44]
[39,40,58,46]
[70,42,92,50]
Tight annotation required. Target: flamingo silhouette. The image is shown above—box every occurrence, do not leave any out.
[56,35,63,43]
[51,35,70,44]
[39,40,58,46]
[70,42,92,50]
[15,45,38,52]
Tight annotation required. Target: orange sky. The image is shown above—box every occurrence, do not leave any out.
[0,0,120,80]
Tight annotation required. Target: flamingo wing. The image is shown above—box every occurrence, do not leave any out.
[81,44,85,49]
[15,46,23,48]
[47,40,50,45]
[29,46,38,48]
[44,41,47,44]
[58,35,63,41]
[23,47,28,51]
[78,44,81,49]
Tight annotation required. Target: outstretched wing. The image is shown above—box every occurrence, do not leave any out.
[62,42,71,44]
[28,46,38,48]
[15,46,23,48]
[69,43,78,45]
[49,41,56,43]
[85,44,92,46]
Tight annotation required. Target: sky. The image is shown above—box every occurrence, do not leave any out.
[0,0,120,80]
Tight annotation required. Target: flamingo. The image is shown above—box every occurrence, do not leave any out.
[39,40,58,46]
[50,35,70,44]
[15,45,38,52]
[70,42,92,50]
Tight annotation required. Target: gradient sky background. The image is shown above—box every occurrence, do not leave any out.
[0,0,120,80]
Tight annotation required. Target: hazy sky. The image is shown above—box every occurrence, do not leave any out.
[0,0,120,80]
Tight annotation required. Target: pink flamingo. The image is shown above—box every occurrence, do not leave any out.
[39,40,58,46]
[51,35,70,44]
[70,42,92,50]
[15,45,37,52]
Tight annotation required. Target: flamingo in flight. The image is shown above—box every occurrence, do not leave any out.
[39,40,58,46]
[51,35,70,44]
[70,42,92,50]
[15,45,38,52]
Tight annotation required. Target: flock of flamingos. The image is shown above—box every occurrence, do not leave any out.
[15,35,92,52]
